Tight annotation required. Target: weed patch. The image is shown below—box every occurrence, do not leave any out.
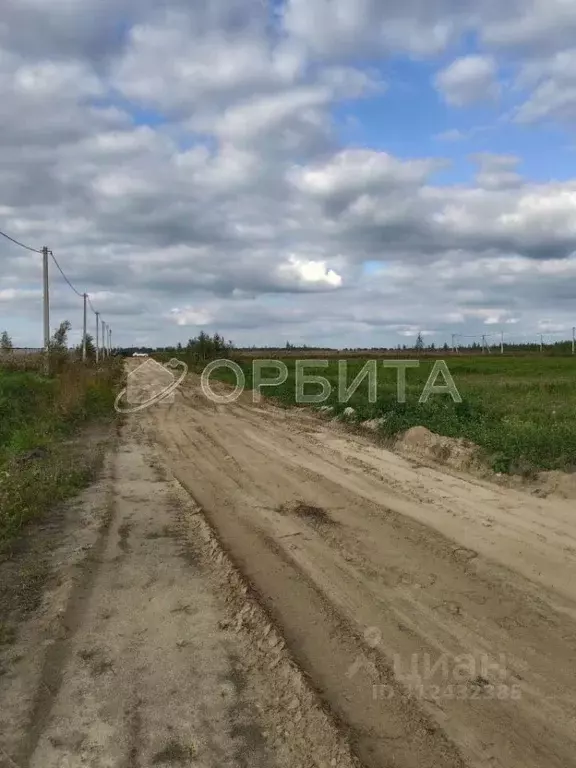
[0,359,122,548]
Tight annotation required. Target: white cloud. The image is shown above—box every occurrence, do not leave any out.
[277,256,343,289]
[114,12,304,116]
[169,307,214,326]
[435,55,500,106]
[0,288,41,302]
[471,153,523,190]
[282,0,464,58]
[2,0,576,348]
[435,128,466,142]
[515,49,576,123]
[481,0,576,52]
[213,86,333,143]
[290,149,444,201]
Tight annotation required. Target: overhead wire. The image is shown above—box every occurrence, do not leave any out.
[1,228,101,315]
[49,250,84,298]
[44,239,109,344]
[2,226,114,351]
[0,229,42,253]
[47,250,104,323]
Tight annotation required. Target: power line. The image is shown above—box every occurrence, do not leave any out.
[1,231,115,362]
[0,229,42,253]
[44,247,112,357]
[451,329,575,348]
[49,250,84,298]
[49,250,104,322]
[87,295,97,315]
[455,332,500,340]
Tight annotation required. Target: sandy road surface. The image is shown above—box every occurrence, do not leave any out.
[141,374,576,768]
[0,423,357,768]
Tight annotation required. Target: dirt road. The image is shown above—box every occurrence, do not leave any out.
[140,374,576,768]
[0,422,357,768]
[2,371,576,768]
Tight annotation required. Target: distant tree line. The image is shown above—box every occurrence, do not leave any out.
[113,332,576,359]
[119,332,234,362]
[181,331,233,360]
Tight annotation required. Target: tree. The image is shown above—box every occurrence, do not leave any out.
[75,332,96,360]
[1,331,13,352]
[415,332,424,352]
[196,330,210,360]
[185,331,233,361]
[84,333,96,359]
[51,320,72,351]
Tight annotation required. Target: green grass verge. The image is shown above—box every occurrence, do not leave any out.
[0,360,123,549]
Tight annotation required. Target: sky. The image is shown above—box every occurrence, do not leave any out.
[1,0,576,349]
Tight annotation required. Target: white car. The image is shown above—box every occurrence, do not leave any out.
[132,352,149,358]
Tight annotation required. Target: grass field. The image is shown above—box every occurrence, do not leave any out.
[207,354,576,475]
[0,359,122,549]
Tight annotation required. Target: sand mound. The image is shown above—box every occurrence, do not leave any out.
[396,426,480,472]
[531,470,576,500]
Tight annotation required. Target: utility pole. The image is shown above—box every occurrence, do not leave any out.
[95,312,100,363]
[102,322,107,358]
[573,327,575,356]
[82,293,87,362]
[540,334,544,354]
[500,331,504,355]
[482,334,486,354]
[109,327,112,355]
[42,246,50,374]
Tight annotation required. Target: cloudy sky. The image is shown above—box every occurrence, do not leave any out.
[2,0,576,349]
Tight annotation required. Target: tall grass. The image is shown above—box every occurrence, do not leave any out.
[0,358,122,548]
[0,352,45,374]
